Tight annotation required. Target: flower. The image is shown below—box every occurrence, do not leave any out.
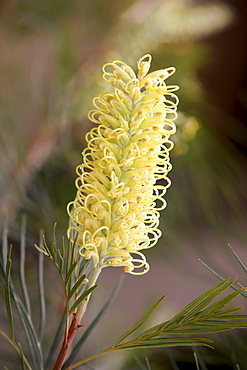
[67,54,179,275]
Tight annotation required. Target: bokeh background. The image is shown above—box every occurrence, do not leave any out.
[1,0,247,369]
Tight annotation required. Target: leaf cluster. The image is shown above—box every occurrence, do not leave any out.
[0,217,97,369]
[114,278,247,350]
[0,215,44,369]
[35,224,96,316]
[1,216,247,370]
[68,278,247,369]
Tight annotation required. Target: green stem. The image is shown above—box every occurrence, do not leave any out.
[53,267,102,370]
[65,338,143,369]
[65,347,117,370]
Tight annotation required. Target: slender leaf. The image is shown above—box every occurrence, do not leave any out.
[159,327,242,335]
[68,274,86,300]
[198,259,247,298]
[52,223,58,259]
[69,285,98,314]
[5,245,14,341]
[195,290,245,319]
[1,219,42,368]
[165,349,180,370]
[44,310,66,370]
[50,242,57,264]
[116,338,214,350]
[193,352,200,370]
[10,283,43,369]
[112,295,166,347]
[63,274,124,369]
[19,214,31,315]
[65,238,72,280]
[0,330,32,370]
[228,243,247,273]
[1,212,8,274]
[179,278,236,323]
[145,357,152,370]
[59,236,65,273]
[41,235,51,256]
[130,352,148,370]
[18,342,26,370]
[192,348,208,370]
[215,313,247,319]
[34,243,50,256]
[57,248,64,273]
[118,280,247,351]
[145,279,238,335]
[68,280,247,369]
[65,261,77,285]
[38,238,45,343]
[66,239,77,293]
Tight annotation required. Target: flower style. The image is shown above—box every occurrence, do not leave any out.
[67,54,179,275]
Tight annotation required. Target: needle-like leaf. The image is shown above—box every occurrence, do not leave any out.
[69,285,98,315]
[5,245,14,341]
[19,215,31,315]
[68,274,86,300]
[63,274,124,369]
[0,330,32,370]
[228,243,247,273]
[112,295,166,347]
[44,311,66,370]
[38,234,45,343]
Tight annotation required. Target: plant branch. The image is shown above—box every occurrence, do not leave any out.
[53,267,101,370]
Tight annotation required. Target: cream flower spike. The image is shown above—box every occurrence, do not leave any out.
[67,54,179,275]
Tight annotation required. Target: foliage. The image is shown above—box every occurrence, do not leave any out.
[1,217,247,369]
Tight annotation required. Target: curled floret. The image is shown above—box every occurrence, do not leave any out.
[67,54,178,275]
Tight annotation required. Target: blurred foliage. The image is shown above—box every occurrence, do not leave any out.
[1,219,247,369]
[1,0,247,368]
[1,0,246,242]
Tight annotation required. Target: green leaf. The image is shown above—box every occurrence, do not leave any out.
[145,356,151,370]
[195,289,244,319]
[115,278,247,356]
[178,278,236,323]
[112,294,166,347]
[19,215,31,316]
[44,310,66,370]
[65,261,77,285]
[59,236,66,273]
[50,242,57,264]
[5,245,14,341]
[145,278,237,335]
[57,248,64,273]
[198,259,247,298]
[18,342,26,370]
[63,274,124,369]
[193,351,200,370]
[66,239,77,293]
[0,330,32,370]
[11,289,44,368]
[165,349,180,370]
[228,243,247,273]
[1,217,42,368]
[38,238,45,343]
[69,285,98,315]
[68,274,86,300]
[116,337,213,350]
[1,212,8,274]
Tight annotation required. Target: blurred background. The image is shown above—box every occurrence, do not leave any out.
[0,0,247,368]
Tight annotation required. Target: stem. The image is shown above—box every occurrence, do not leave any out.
[53,267,102,370]
[65,339,140,370]
[66,348,116,370]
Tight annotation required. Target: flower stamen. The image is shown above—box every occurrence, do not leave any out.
[68,54,178,274]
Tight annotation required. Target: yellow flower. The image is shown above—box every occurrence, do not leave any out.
[67,54,179,275]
